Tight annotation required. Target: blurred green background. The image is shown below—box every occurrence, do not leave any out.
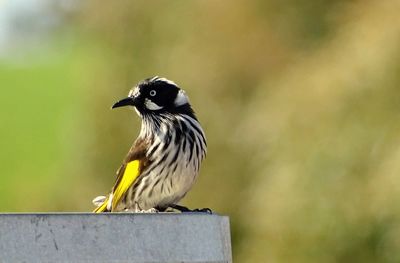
[1,0,400,261]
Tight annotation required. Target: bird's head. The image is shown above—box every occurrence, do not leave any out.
[112,77,194,117]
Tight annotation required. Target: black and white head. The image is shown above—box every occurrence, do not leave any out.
[112,76,195,119]
[112,76,207,167]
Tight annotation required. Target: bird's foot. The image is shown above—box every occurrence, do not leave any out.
[170,204,212,214]
[140,208,159,213]
[125,207,159,213]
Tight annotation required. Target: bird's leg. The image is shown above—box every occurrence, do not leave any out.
[170,204,212,214]
[169,204,190,212]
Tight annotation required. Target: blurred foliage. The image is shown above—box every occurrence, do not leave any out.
[1,0,400,262]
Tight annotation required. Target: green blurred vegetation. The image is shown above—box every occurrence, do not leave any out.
[1,0,400,261]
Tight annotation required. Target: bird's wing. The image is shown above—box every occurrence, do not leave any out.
[93,138,151,213]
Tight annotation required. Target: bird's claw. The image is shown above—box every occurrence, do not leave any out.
[191,208,212,214]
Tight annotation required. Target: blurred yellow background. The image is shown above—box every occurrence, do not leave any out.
[1,0,400,261]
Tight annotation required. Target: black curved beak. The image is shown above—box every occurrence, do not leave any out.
[112,97,136,109]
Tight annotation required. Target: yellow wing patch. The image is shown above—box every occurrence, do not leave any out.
[93,160,140,213]
[112,160,140,210]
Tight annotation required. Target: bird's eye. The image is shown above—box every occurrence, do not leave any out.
[149,90,157,96]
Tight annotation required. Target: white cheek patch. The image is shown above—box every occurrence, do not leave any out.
[145,98,163,110]
[174,89,189,106]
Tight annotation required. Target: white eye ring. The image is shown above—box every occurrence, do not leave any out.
[149,90,156,96]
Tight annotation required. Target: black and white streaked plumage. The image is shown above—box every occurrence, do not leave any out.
[93,77,207,212]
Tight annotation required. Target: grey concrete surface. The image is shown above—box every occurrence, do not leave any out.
[0,213,232,263]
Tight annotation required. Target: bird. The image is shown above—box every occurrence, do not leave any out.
[92,76,207,213]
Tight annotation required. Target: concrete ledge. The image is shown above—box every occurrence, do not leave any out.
[0,213,232,263]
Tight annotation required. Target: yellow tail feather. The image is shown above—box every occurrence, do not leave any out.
[93,160,140,213]
[93,198,109,213]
